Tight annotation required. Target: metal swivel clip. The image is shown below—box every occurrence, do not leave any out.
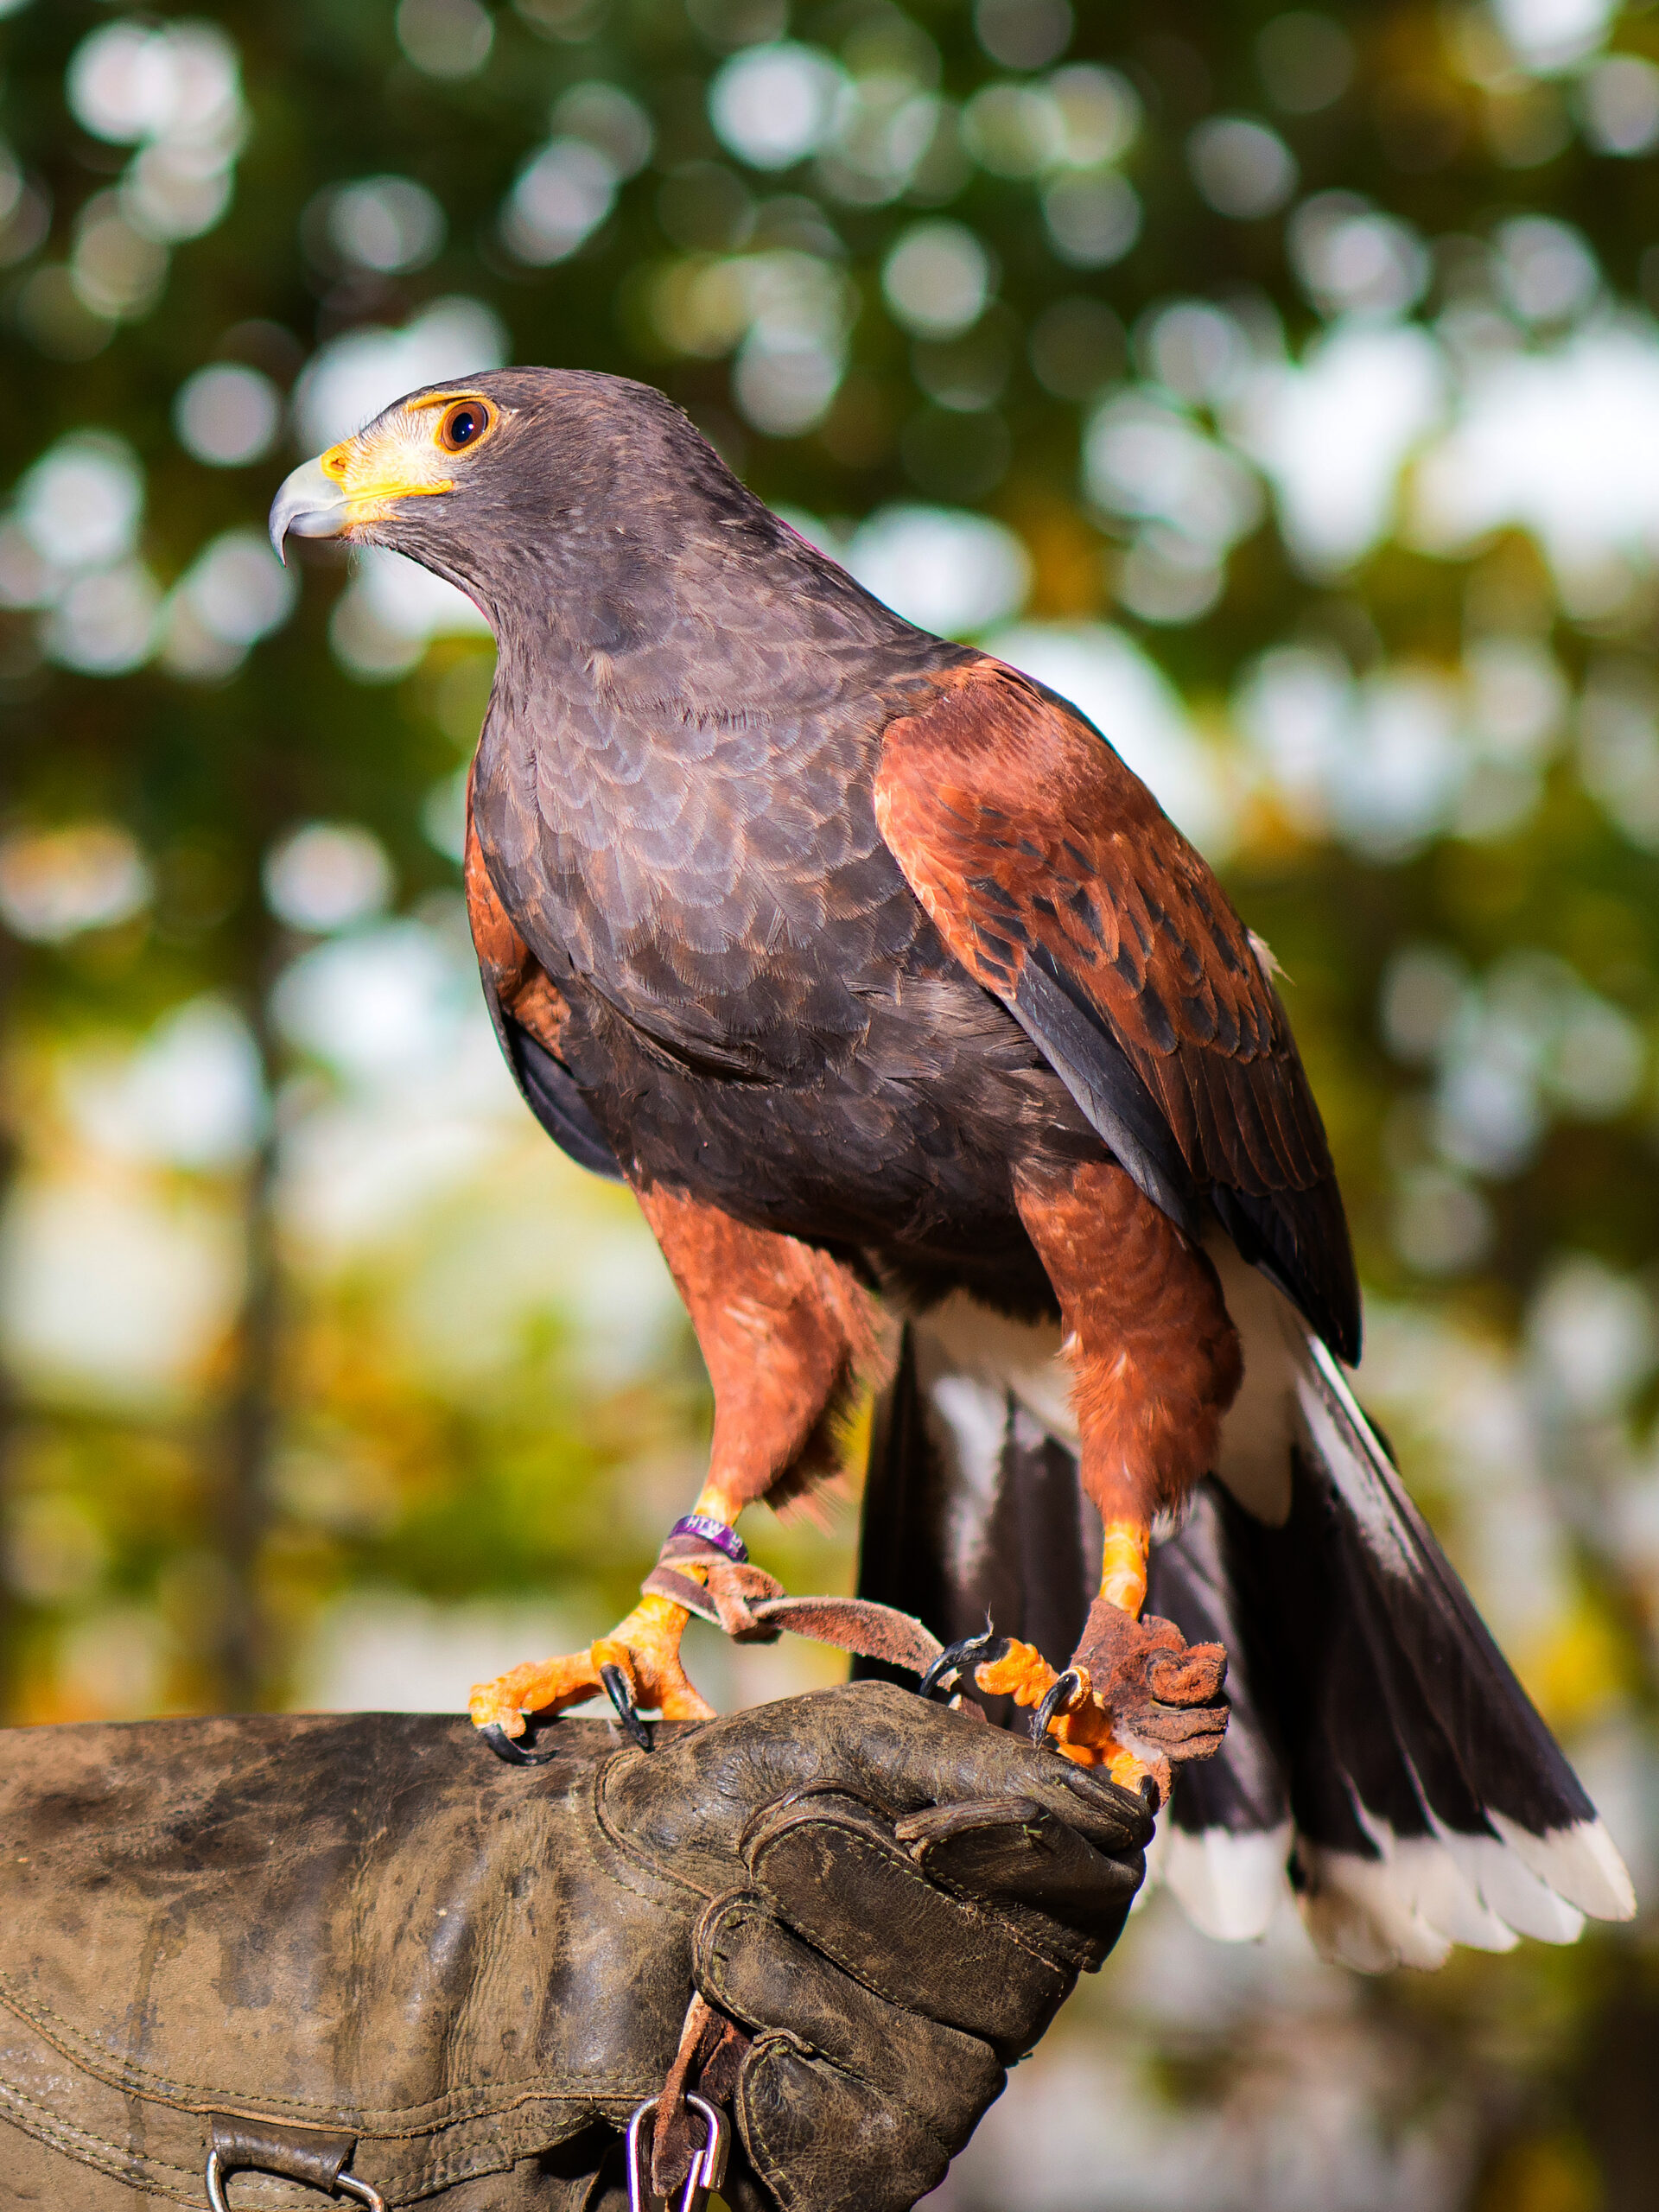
[626,2093,730,2212]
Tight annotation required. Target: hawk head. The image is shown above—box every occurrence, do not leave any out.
[269,366,714,624]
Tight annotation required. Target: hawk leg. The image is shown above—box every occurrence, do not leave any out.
[471,1188,882,1741]
[977,1160,1242,1797]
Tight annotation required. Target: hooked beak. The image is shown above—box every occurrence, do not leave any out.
[268,405,464,563]
[269,457,353,564]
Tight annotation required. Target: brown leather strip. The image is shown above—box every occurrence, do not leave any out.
[658,1534,738,1567]
[651,1995,714,2199]
[649,1994,752,2200]
[695,2014,748,2108]
[645,1550,943,1675]
[645,1546,789,1641]
[746,1596,943,1674]
[706,1561,785,1640]
[652,1535,760,1580]
[642,1567,723,1625]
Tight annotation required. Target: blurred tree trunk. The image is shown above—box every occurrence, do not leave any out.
[210,917,283,1715]
[0,931,16,1723]
[214,1117,276,1711]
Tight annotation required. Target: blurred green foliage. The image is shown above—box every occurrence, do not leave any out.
[4,0,1659,2202]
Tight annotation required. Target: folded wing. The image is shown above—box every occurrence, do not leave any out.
[874,656,1359,1358]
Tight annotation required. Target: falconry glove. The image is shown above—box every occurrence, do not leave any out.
[0,1683,1148,2212]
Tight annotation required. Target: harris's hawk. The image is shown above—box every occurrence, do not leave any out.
[272,371,1632,1967]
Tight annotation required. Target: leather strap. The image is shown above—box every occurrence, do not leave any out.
[645,1554,785,1641]
[650,1993,750,2199]
[207,2114,358,2190]
[644,1541,944,1676]
[747,1593,943,1675]
[645,1563,725,1621]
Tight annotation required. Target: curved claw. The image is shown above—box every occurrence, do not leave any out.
[478,1719,563,1768]
[1033,1669,1085,1750]
[601,1661,653,1750]
[918,1621,1007,1702]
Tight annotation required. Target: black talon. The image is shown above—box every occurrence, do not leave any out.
[478,1717,562,1767]
[918,1620,1007,1702]
[1032,1669,1084,1749]
[601,1662,653,1750]
[1139,1774,1162,1815]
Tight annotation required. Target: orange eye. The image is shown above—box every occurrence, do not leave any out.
[436,398,493,454]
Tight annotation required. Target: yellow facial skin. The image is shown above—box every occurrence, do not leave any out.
[318,390,498,518]
[269,391,502,555]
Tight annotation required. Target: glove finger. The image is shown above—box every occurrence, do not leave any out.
[737,2035,953,2212]
[852,1688,1155,1851]
[611,1684,1153,1896]
[694,1890,1001,2145]
[748,1684,1154,1850]
[742,1793,1070,2054]
[893,1796,1143,1956]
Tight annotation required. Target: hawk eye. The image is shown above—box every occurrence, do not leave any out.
[437,400,491,454]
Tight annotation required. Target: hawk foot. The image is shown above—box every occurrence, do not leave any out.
[971,1640,1146,1787]
[974,1601,1229,1804]
[468,1592,716,1740]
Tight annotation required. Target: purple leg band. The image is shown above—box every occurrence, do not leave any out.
[667,1513,749,1565]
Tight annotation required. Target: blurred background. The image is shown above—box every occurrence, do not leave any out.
[3,0,1658,2203]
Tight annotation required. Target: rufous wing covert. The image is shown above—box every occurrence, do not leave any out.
[874,657,1358,1363]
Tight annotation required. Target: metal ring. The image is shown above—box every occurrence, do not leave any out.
[206,2148,387,2212]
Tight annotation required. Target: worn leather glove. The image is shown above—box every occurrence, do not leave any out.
[596,1679,1150,2212]
[0,1683,1149,2212]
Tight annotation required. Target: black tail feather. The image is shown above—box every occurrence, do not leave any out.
[858,1311,1634,1964]
[1144,1485,1288,1841]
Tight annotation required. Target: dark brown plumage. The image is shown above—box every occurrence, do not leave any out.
[267,372,1637,1954]
[270,365,1351,1781]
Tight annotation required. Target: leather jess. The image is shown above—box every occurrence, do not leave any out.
[0,1683,1150,2211]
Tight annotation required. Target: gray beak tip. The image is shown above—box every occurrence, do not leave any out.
[269,455,350,565]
